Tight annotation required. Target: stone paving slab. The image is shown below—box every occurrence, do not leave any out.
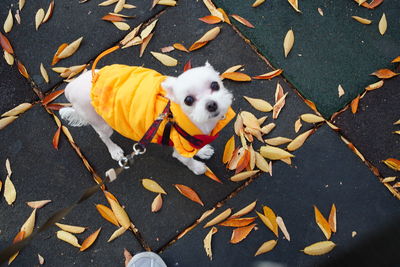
[333,75,400,180]
[54,0,314,252]
[0,105,143,266]
[213,0,400,118]
[1,0,165,92]
[0,53,37,115]
[160,125,400,266]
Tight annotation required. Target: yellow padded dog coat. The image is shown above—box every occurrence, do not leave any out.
[90,64,235,157]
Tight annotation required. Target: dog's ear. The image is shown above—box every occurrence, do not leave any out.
[204,61,219,74]
[162,76,177,101]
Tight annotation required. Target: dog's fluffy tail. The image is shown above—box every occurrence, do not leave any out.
[59,107,88,127]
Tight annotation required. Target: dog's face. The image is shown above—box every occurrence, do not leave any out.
[162,62,233,126]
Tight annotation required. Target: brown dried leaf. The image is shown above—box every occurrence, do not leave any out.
[221,72,251,82]
[139,33,154,57]
[228,147,245,170]
[203,227,218,260]
[19,0,26,10]
[96,204,120,227]
[102,14,127,22]
[253,69,283,80]
[0,32,14,54]
[352,16,372,25]
[173,43,189,52]
[151,194,163,213]
[80,227,101,251]
[382,176,397,183]
[304,99,319,113]
[371,69,398,79]
[175,184,204,206]
[57,230,81,248]
[8,231,25,264]
[328,204,337,233]
[52,127,61,150]
[26,199,51,209]
[142,178,167,194]
[42,89,65,106]
[287,0,301,12]
[189,27,220,51]
[302,241,336,255]
[120,23,142,47]
[183,59,192,72]
[40,63,50,83]
[231,14,255,28]
[252,0,266,8]
[276,216,290,241]
[365,80,384,91]
[51,43,68,65]
[383,158,400,171]
[58,37,84,59]
[314,205,332,240]
[199,15,222,24]
[230,223,256,244]
[230,200,257,218]
[235,149,250,173]
[205,167,222,183]
[43,1,55,23]
[255,240,277,256]
[223,136,235,164]
[17,60,30,79]
[219,217,256,227]
[273,92,288,120]
[204,208,232,228]
[351,95,360,114]
[230,170,259,182]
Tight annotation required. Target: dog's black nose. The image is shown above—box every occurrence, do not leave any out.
[206,101,218,112]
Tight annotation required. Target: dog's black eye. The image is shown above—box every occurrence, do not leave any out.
[210,81,219,91]
[184,96,195,106]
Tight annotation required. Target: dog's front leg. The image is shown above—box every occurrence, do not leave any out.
[172,148,207,175]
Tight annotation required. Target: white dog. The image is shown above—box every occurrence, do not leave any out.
[60,62,234,175]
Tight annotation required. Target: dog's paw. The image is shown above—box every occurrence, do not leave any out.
[189,160,207,175]
[109,146,125,161]
[196,145,214,160]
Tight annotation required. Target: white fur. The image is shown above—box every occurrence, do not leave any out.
[60,63,233,175]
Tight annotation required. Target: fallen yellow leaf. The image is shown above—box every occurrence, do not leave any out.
[142,178,167,194]
[56,230,81,248]
[302,241,336,255]
[255,240,277,256]
[80,227,101,251]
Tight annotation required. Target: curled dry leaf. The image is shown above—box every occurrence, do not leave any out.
[21,209,36,237]
[4,9,13,33]
[203,0,224,21]
[230,170,259,182]
[2,103,32,117]
[383,158,400,171]
[338,84,345,97]
[243,96,273,112]
[253,69,283,80]
[96,204,120,226]
[371,69,398,79]
[173,43,189,52]
[273,92,288,120]
[150,52,178,66]
[234,115,244,136]
[4,175,16,205]
[175,184,204,206]
[55,223,86,234]
[231,200,257,218]
[151,194,163,213]
[302,241,336,255]
[35,8,45,30]
[80,228,101,251]
[142,178,167,194]
[328,204,337,233]
[284,29,294,58]
[204,208,232,228]
[40,63,50,83]
[120,23,142,48]
[241,111,261,130]
[52,43,68,65]
[287,129,313,151]
[108,226,127,242]
[260,145,294,160]
[184,60,192,72]
[199,15,222,24]
[314,205,332,240]
[140,19,158,40]
[4,50,14,65]
[255,240,277,256]
[382,176,397,183]
[252,0,266,8]
[57,230,81,248]
[351,95,360,114]
[205,167,222,183]
[58,37,84,59]
[365,80,384,91]
[17,60,30,79]
[42,89,65,105]
[228,147,245,170]
[235,147,251,173]
[53,127,61,150]
[223,136,235,164]
[26,199,51,209]
[204,227,218,260]
[231,14,255,28]
[263,206,278,237]
[0,116,18,129]
[102,14,127,22]
[288,0,301,12]
[378,13,387,35]
[140,33,154,57]
[219,217,256,227]
[230,223,256,244]
[255,152,270,173]
[42,1,55,23]
[221,72,251,82]
[189,27,220,51]
[0,32,14,54]
[352,16,372,25]
[9,231,25,264]
[276,216,290,241]
[265,137,292,146]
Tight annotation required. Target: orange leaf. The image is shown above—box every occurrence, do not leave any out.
[219,217,256,227]
[220,72,251,82]
[356,0,384,9]
[0,32,14,54]
[263,206,279,237]
[104,190,119,203]
[235,149,250,174]
[383,158,400,171]
[46,103,70,111]
[314,205,332,240]
[198,15,222,24]
[222,136,235,164]
[102,14,126,22]
[174,184,204,206]
[205,167,222,183]
[351,95,360,114]
[51,43,68,65]
[183,59,192,72]
[9,231,25,264]
[42,89,65,105]
[252,69,283,79]
[217,8,231,24]
[304,99,318,113]
[392,56,400,63]
[230,223,256,244]
[371,69,399,79]
[96,204,120,227]
[189,41,208,52]
[52,127,61,150]
[328,204,337,233]
[231,14,255,28]
[17,60,30,79]
[173,43,189,52]
[80,227,101,251]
